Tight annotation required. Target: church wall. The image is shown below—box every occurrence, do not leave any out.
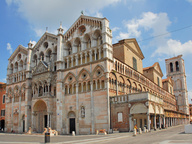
[143,69,154,82]
[111,102,129,132]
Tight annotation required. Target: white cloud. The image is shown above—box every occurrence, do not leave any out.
[187,0,192,3]
[6,0,121,37]
[188,90,192,104]
[0,78,6,83]
[115,12,171,42]
[94,12,103,18]
[31,41,37,46]
[151,39,192,57]
[116,32,130,40]
[112,27,120,32]
[5,0,12,6]
[7,43,13,54]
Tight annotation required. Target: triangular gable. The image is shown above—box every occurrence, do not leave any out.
[32,61,48,75]
[63,15,108,40]
[9,45,28,62]
[153,62,163,77]
[162,77,174,85]
[33,32,57,50]
[124,39,144,60]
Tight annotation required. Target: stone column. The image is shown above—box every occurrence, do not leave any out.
[129,114,133,131]
[67,57,69,68]
[90,81,95,134]
[106,72,110,133]
[99,48,101,59]
[85,52,87,63]
[18,96,21,132]
[71,57,73,67]
[80,54,83,64]
[154,114,157,130]
[47,113,50,127]
[89,50,92,62]
[56,81,63,134]
[163,116,165,128]
[147,113,150,131]
[96,80,98,90]
[81,83,83,92]
[76,83,79,134]
[159,115,161,129]
[25,79,32,133]
[95,49,97,60]
[75,54,78,66]
[116,81,119,96]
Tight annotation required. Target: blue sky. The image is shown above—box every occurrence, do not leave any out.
[1,0,192,103]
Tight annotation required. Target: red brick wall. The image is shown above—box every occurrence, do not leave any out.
[0,83,6,121]
[111,102,129,132]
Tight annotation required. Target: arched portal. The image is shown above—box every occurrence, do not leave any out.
[68,111,76,134]
[33,100,47,133]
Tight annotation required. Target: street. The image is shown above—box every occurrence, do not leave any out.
[0,125,191,144]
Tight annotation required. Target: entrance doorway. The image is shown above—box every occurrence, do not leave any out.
[0,120,5,131]
[33,100,47,133]
[44,115,47,128]
[68,111,76,134]
[23,120,25,132]
[69,118,76,133]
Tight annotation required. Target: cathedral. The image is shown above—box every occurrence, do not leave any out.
[5,15,189,134]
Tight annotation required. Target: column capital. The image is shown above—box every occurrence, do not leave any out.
[89,50,92,55]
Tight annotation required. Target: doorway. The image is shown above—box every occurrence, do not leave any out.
[33,100,47,133]
[69,118,75,134]
[44,115,47,128]
[23,120,25,132]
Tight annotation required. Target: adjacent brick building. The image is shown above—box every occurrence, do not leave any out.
[5,15,189,134]
[0,82,6,131]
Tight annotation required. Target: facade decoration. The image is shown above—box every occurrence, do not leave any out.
[5,15,189,134]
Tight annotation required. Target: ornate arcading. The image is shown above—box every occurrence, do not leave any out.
[64,17,102,41]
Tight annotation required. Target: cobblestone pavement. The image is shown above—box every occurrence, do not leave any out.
[0,125,191,144]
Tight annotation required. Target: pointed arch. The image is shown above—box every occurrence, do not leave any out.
[66,41,72,55]
[63,71,77,84]
[77,68,91,81]
[73,37,81,53]
[83,33,91,49]
[92,64,105,79]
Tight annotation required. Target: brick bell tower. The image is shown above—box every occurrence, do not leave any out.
[165,55,189,115]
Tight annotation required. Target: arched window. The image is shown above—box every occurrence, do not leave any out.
[84,34,91,49]
[176,61,179,71]
[10,64,13,74]
[74,38,81,53]
[33,54,38,66]
[170,62,173,72]
[46,49,52,62]
[15,62,18,72]
[66,42,72,56]
[3,95,5,103]
[133,57,137,71]
[40,52,44,61]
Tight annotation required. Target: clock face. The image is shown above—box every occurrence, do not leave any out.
[78,25,86,36]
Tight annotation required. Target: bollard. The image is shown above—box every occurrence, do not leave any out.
[72,131,75,136]
[96,130,99,135]
[139,128,142,134]
[143,127,146,133]
[133,129,137,136]
[45,132,50,143]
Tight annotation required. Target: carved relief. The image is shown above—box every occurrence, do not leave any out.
[33,62,48,75]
